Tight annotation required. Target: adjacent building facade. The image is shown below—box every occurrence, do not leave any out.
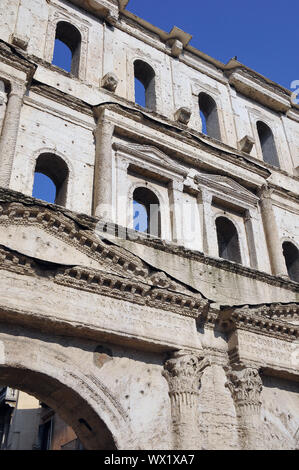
[0,0,298,450]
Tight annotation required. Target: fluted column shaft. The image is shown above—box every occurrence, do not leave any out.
[0,81,26,188]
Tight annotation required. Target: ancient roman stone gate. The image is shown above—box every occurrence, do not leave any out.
[0,0,298,450]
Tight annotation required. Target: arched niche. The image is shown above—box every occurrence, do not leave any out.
[134,60,156,111]
[198,92,221,140]
[282,241,299,282]
[133,186,161,237]
[32,153,69,206]
[52,21,82,76]
[216,216,242,264]
[257,121,280,168]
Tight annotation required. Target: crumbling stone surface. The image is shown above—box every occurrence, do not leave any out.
[0,0,298,450]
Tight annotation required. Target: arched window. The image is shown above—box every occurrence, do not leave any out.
[256,121,279,168]
[216,217,242,264]
[52,22,81,76]
[198,92,221,140]
[282,242,299,282]
[133,187,161,237]
[134,60,156,111]
[32,153,69,206]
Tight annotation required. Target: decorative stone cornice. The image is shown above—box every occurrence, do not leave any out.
[0,199,209,319]
[113,142,188,179]
[0,243,207,319]
[219,305,298,341]
[69,0,120,25]
[0,40,36,84]
[30,80,93,117]
[195,173,259,207]
[225,67,291,113]
[100,221,299,294]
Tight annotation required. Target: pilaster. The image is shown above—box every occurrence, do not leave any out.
[198,190,218,257]
[168,180,184,245]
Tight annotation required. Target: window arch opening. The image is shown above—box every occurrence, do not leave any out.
[52,22,81,76]
[133,187,161,237]
[216,216,242,264]
[134,60,156,111]
[256,121,279,167]
[282,241,299,282]
[32,153,69,206]
[198,92,221,140]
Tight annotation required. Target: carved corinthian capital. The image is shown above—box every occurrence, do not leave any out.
[226,366,262,413]
[163,350,210,450]
[163,350,210,401]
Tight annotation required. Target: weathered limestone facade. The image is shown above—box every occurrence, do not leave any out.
[0,0,298,450]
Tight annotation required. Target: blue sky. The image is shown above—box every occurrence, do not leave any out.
[127,0,298,90]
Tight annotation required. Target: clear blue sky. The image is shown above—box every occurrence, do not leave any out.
[127,0,298,90]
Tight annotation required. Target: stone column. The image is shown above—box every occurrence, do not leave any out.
[168,180,184,245]
[0,80,7,137]
[244,209,259,270]
[197,190,218,256]
[0,81,26,188]
[226,366,263,450]
[163,350,210,450]
[93,109,115,220]
[258,186,288,277]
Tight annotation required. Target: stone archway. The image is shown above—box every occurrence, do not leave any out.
[0,328,136,450]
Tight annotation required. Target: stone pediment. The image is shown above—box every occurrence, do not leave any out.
[0,201,148,279]
[195,173,259,205]
[0,198,208,318]
[114,142,188,178]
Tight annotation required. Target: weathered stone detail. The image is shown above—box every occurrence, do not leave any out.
[169,39,183,58]
[238,135,255,154]
[258,185,289,278]
[226,366,262,411]
[10,33,29,50]
[226,366,263,449]
[101,72,119,92]
[0,82,26,188]
[0,0,298,451]
[174,107,191,125]
[163,351,210,449]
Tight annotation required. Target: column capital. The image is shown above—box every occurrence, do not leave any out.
[225,365,262,411]
[163,350,210,395]
[198,189,213,205]
[9,80,26,98]
[163,350,210,449]
[257,184,274,201]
